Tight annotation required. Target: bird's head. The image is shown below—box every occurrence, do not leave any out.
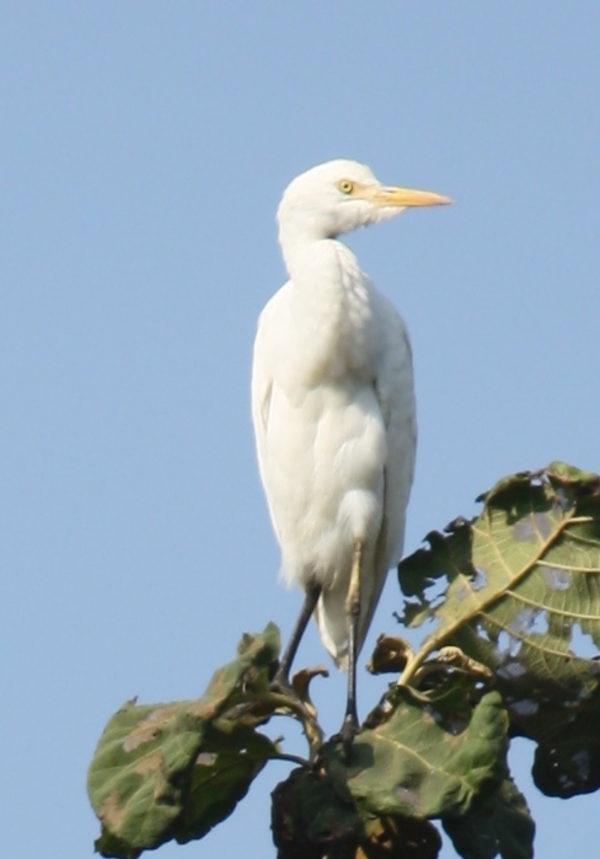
[277,159,451,243]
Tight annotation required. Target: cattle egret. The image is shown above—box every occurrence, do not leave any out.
[251,159,450,744]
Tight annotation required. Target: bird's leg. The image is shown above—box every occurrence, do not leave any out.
[269,582,325,760]
[339,540,363,755]
[272,580,322,689]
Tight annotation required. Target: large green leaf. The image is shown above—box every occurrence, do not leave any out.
[87,624,280,857]
[339,690,508,820]
[271,685,508,858]
[397,463,600,797]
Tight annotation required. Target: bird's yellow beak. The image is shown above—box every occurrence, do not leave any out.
[371,185,453,208]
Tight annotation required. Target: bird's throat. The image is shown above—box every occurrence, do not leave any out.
[286,239,375,384]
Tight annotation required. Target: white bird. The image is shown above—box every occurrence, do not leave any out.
[251,159,450,742]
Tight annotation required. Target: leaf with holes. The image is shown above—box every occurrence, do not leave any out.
[397,462,600,797]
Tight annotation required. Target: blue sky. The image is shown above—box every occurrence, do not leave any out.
[2,4,599,857]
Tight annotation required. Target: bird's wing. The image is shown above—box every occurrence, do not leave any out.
[357,288,417,652]
[250,286,290,543]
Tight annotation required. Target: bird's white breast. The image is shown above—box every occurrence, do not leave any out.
[253,242,388,590]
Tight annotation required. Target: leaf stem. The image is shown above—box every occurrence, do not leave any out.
[267,752,312,768]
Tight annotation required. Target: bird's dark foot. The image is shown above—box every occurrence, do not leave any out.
[334,713,359,763]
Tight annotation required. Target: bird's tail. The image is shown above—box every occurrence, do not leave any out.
[315,581,350,670]
[314,519,396,670]
[314,568,388,671]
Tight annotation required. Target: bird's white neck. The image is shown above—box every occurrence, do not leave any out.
[277,232,375,383]
[278,226,358,289]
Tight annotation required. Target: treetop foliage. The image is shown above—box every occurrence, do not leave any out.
[88,462,600,858]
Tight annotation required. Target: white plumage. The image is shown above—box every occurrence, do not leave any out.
[251,159,450,692]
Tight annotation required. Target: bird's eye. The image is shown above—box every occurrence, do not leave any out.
[337,179,354,195]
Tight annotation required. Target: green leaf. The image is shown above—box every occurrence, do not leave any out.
[397,463,600,797]
[87,625,280,857]
[270,674,507,857]
[270,684,509,856]
[331,690,509,820]
[443,778,535,859]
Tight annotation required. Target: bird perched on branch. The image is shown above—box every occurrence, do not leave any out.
[251,159,450,744]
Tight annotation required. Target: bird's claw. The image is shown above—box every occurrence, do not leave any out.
[332,713,359,763]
